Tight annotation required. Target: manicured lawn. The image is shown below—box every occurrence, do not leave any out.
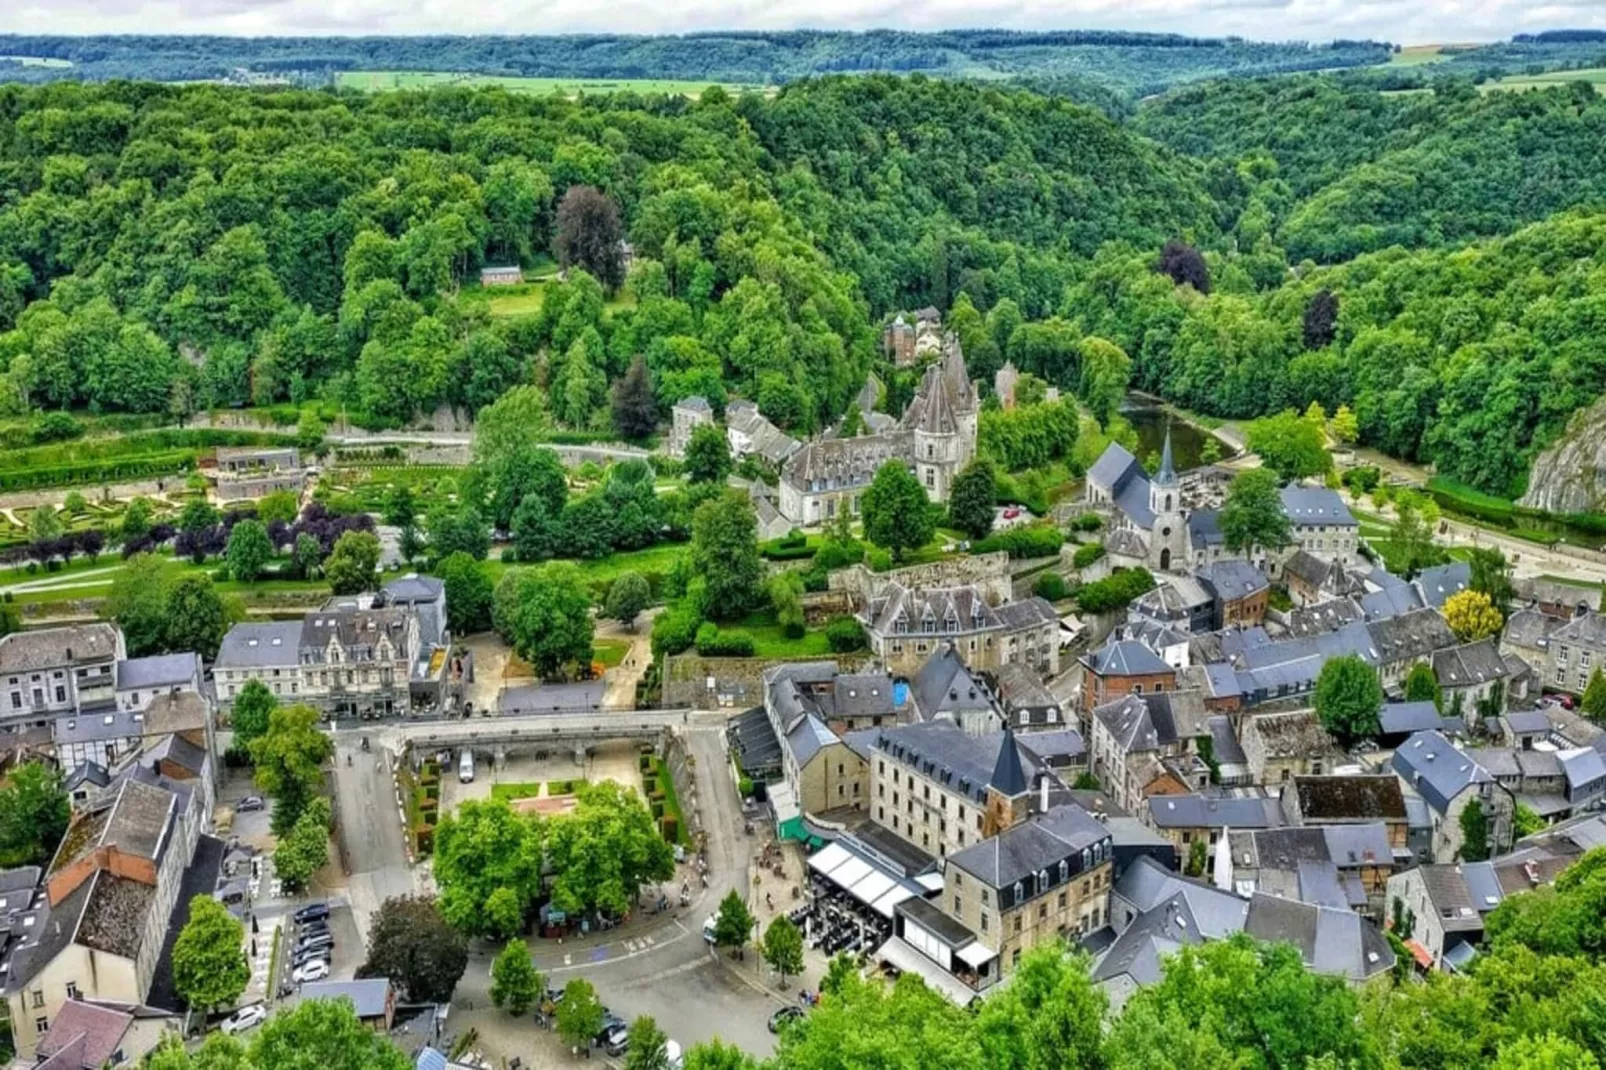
[484,543,688,591]
[647,756,691,847]
[0,550,328,610]
[729,610,833,658]
[1482,67,1606,94]
[593,638,630,668]
[490,782,544,803]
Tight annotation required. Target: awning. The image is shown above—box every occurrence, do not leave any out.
[869,885,916,918]
[849,870,895,908]
[830,854,873,890]
[916,873,946,893]
[956,942,998,968]
[873,937,980,1006]
[808,841,852,878]
[1402,939,1434,970]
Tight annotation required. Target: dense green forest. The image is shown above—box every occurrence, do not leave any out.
[0,32,1393,94]
[4,68,1606,498]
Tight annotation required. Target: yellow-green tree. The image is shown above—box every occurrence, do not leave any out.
[1444,589,1503,643]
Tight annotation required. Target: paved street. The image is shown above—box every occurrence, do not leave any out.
[324,714,791,1060]
[332,738,416,938]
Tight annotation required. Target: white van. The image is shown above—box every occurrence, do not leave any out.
[702,916,717,944]
[458,749,475,783]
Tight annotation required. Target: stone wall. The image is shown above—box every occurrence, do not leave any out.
[829,551,1013,604]
[663,732,701,844]
[663,653,872,710]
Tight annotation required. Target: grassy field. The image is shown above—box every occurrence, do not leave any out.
[593,638,630,668]
[489,782,544,803]
[1386,45,1468,67]
[0,56,72,68]
[1482,67,1606,93]
[458,278,637,320]
[729,609,834,658]
[335,71,767,97]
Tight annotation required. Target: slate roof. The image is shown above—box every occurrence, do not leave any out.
[1380,701,1447,736]
[1415,562,1471,609]
[1085,640,1171,677]
[867,720,1041,805]
[300,979,393,1019]
[1147,793,1284,829]
[382,573,444,605]
[1187,509,1224,550]
[1290,775,1407,822]
[726,400,802,464]
[1279,486,1356,528]
[992,662,1058,712]
[1391,731,1492,815]
[1017,730,1085,764]
[1367,609,1459,665]
[911,644,996,723]
[1088,442,1142,497]
[1433,640,1509,690]
[1361,584,1426,622]
[1559,748,1606,795]
[215,621,302,669]
[54,710,147,746]
[142,691,210,738]
[864,584,1001,638]
[947,804,1108,891]
[1502,608,1557,653]
[1283,550,1334,590]
[989,724,1028,795]
[994,597,1059,631]
[675,395,712,414]
[145,733,208,777]
[1200,559,1269,603]
[786,713,840,769]
[113,653,199,692]
[0,624,120,674]
[1242,893,1393,980]
[1553,610,1606,649]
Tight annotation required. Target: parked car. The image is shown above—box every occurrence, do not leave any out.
[298,919,331,938]
[603,1026,631,1057]
[236,797,265,812]
[221,1004,267,1034]
[594,1014,625,1045]
[296,934,334,954]
[768,1006,805,1033]
[292,903,329,923]
[292,959,330,984]
[291,945,330,966]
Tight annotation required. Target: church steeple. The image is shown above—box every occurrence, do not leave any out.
[1156,423,1178,486]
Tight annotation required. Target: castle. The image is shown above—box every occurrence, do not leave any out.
[778,335,978,527]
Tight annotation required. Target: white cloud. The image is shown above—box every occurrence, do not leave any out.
[5,0,1606,46]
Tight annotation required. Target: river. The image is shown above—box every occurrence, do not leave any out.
[1120,396,1234,472]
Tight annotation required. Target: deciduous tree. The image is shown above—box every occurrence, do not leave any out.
[226,519,274,582]
[438,552,494,635]
[172,896,249,1011]
[625,1016,672,1070]
[557,978,606,1054]
[249,703,333,836]
[690,492,762,620]
[1444,588,1503,642]
[762,915,804,983]
[0,761,68,868]
[492,562,594,679]
[683,423,731,485]
[948,459,996,541]
[273,796,330,892]
[605,571,651,631]
[861,460,935,562]
[713,890,755,956]
[1405,662,1443,711]
[554,187,625,291]
[323,530,381,595]
[612,354,658,440]
[1219,468,1291,554]
[490,939,542,1016]
[358,895,468,1004]
[1313,654,1383,744]
[433,799,543,940]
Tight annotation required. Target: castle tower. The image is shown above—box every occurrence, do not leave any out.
[1149,424,1188,572]
[983,722,1031,836]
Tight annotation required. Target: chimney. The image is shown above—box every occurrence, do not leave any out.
[1040,775,1049,814]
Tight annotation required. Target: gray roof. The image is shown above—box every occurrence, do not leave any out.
[786,713,840,769]
[143,691,211,738]
[947,804,1108,891]
[1391,731,1492,815]
[1414,562,1471,610]
[1380,701,1445,736]
[1147,794,1284,830]
[993,662,1058,712]
[53,709,147,746]
[1244,710,1338,760]
[1279,486,1356,527]
[1290,775,1406,822]
[114,653,199,692]
[1242,894,1393,980]
[382,573,444,605]
[1361,584,1426,621]
[1017,729,1085,762]
[1200,560,1269,603]
[867,720,1041,805]
[1559,747,1606,794]
[1096,859,1250,986]
[0,624,120,674]
[145,733,208,777]
[1433,640,1509,690]
[989,724,1028,795]
[1085,640,1170,677]
[1187,509,1224,549]
[1554,610,1606,649]
[675,395,712,414]
[1207,715,1247,767]
[1285,597,1365,639]
[910,644,998,723]
[215,621,303,669]
[1088,442,1141,496]
[299,978,393,1019]
[726,400,802,464]
[1283,550,1334,590]
[1503,709,1552,735]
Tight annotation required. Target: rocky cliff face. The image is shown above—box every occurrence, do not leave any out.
[1520,394,1606,515]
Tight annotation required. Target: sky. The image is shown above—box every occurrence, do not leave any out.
[2,0,1605,46]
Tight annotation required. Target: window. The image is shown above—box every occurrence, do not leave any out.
[1013,915,1022,934]
[1058,891,1067,909]
[954,896,963,915]
[65,982,78,1000]
[8,693,18,710]
[31,990,44,1008]
[980,913,988,932]
[33,1017,46,1037]
[53,686,65,703]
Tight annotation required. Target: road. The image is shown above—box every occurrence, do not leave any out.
[332,739,417,938]
[328,716,785,1058]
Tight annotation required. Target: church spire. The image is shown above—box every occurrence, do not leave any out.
[1156,422,1178,486]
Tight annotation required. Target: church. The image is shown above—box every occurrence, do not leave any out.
[1085,430,1189,572]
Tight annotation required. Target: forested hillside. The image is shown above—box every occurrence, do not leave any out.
[0,32,1392,93]
[4,70,1606,499]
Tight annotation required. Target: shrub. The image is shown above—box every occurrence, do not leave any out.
[1033,572,1069,600]
[1072,542,1106,568]
[695,622,755,657]
[1076,567,1156,614]
[825,616,867,652]
[867,548,893,572]
[973,524,1064,558]
[1074,513,1104,532]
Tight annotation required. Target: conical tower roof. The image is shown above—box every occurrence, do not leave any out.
[990,722,1028,797]
[1156,422,1178,485]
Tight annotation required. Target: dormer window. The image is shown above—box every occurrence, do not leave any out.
[1058,860,1069,882]
[1013,881,1024,902]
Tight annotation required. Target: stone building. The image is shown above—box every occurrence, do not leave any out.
[858,583,1059,677]
[212,446,305,502]
[1391,730,1515,863]
[1078,640,1177,713]
[0,624,124,733]
[1543,609,1606,695]
[1241,710,1343,785]
[666,396,713,459]
[941,802,1113,982]
[994,361,1020,410]
[779,339,977,527]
